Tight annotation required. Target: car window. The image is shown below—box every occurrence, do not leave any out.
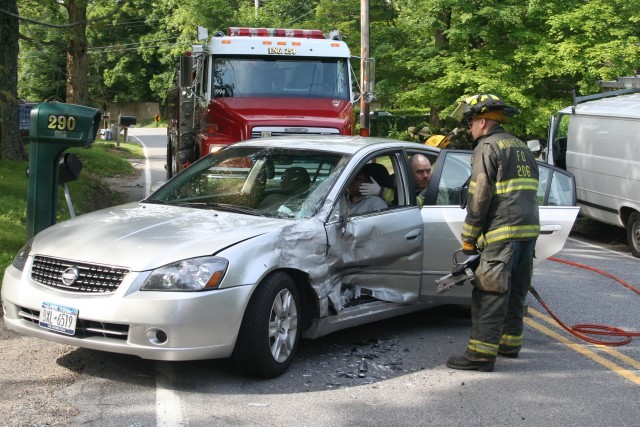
[427,151,576,207]
[425,151,471,206]
[343,151,406,217]
[537,162,576,206]
[148,146,349,218]
[404,149,441,206]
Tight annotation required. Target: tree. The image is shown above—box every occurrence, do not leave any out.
[0,0,27,160]
[64,0,89,104]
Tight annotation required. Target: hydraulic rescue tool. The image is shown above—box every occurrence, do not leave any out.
[435,249,480,294]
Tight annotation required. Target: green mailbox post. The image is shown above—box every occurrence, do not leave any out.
[26,102,101,239]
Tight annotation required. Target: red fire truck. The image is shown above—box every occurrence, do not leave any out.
[166,26,374,177]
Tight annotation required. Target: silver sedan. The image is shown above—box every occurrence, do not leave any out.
[1,136,579,378]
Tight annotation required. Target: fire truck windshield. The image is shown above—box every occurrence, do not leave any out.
[211,57,350,100]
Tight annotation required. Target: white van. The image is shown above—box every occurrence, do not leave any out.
[547,88,640,257]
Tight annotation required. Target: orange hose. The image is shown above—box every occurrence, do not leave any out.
[528,257,640,346]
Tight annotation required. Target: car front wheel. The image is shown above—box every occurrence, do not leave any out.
[233,272,301,378]
[627,212,640,258]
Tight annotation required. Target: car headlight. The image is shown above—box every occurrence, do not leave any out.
[12,239,33,271]
[141,257,228,291]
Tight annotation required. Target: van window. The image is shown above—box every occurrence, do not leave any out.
[552,114,571,169]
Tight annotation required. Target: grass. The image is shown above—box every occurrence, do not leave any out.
[0,139,142,276]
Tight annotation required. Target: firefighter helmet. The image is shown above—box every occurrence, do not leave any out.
[451,94,520,126]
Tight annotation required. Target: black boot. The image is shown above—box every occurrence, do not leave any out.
[498,345,519,358]
[446,355,495,372]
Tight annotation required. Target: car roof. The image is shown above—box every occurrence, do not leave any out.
[231,135,440,156]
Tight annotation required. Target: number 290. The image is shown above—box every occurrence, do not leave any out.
[48,115,77,131]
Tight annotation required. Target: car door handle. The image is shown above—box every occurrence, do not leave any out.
[405,229,422,241]
[540,224,561,235]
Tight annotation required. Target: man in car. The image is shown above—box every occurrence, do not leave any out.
[446,94,540,372]
[360,154,447,206]
[347,164,388,215]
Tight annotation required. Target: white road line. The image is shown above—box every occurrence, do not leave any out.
[128,135,182,425]
[156,362,185,426]
[129,135,152,198]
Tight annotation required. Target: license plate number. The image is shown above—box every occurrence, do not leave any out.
[39,302,78,335]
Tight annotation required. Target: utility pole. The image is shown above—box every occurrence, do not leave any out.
[360,0,370,136]
[255,0,259,18]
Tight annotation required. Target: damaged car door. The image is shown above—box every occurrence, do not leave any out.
[324,150,424,313]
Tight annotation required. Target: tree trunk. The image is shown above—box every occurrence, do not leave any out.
[0,0,27,160]
[65,0,89,105]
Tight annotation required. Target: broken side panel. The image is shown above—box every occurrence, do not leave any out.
[324,206,424,312]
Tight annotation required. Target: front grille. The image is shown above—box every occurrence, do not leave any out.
[19,307,129,340]
[31,256,130,294]
[251,126,340,138]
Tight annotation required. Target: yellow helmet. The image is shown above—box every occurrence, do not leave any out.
[451,94,520,126]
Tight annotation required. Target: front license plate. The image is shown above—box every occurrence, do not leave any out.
[39,302,78,335]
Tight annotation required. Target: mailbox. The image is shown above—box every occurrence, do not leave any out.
[118,115,137,127]
[26,102,101,239]
[58,153,83,185]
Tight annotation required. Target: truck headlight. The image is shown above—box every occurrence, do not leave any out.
[141,257,228,291]
[12,239,33,271]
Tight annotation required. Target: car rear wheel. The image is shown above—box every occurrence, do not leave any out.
[627,212,640,258]
[233,272,301,378]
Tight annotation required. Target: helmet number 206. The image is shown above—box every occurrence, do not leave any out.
[48,115,77,131]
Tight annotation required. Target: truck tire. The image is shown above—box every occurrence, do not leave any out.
[233,272,301,378]
[627,212,640,258]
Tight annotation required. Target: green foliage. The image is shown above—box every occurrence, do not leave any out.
[0,160,30,273]
[0,143,139,275]
[16,0,640,142]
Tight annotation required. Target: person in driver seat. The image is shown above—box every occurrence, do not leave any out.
[347,164,388,215]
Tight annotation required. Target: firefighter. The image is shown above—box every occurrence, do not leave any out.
[447,94,540,372]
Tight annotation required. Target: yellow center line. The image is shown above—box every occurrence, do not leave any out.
[524,308,640,386]
[528,307,640,370]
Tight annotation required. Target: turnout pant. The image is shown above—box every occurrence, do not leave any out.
[465,239,537,360]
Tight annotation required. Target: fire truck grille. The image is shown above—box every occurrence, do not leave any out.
[31,256,130,294]
[251,127,340,138]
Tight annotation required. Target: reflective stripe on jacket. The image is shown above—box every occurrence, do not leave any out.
[462,126,540,245]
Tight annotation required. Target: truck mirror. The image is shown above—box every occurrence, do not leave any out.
[180,55,194,88]
[362,58,375,103]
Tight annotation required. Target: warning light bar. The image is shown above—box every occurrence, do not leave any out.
[227,27,324,39]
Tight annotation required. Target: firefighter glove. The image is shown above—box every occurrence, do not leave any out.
[462,241,479,255]
[360,177,382,197]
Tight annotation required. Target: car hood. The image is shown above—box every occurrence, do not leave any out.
[31,203,287,271]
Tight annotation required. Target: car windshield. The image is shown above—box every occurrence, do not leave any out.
[147,146,349,218]
[212,56,350,100]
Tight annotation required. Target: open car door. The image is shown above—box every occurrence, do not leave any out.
[417,149,580,305]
